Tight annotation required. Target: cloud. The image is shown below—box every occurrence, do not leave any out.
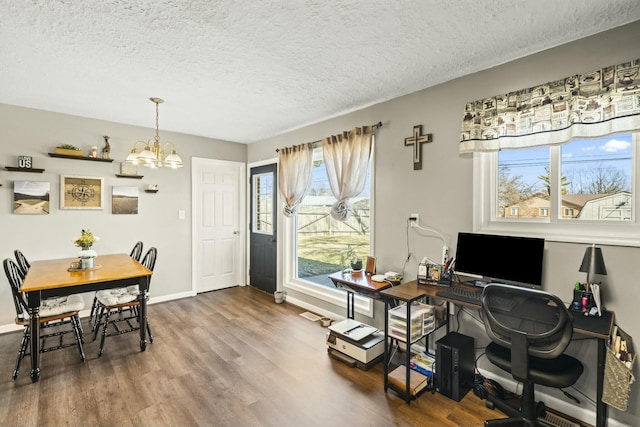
[562,152,573,158]
[600,138,631,152]
[581,145,596,152]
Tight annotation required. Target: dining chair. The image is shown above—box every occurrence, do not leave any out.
[89,241,144,331]
[13,249,31,279]
[3,258,86,380]
[93,247,157,356]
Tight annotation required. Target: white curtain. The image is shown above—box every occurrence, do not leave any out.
[277,143,314,217]
[322,126,373,221]
[459,58,640,153]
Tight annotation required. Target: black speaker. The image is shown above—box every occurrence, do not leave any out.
[435,332,475,401]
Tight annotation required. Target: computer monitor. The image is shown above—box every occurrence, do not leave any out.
[453,232,545,288]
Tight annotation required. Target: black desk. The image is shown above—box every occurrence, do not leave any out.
[428,282,613,427]
[328,271,393,319]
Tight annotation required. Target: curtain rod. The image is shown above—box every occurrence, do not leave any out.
[275,121,383,152]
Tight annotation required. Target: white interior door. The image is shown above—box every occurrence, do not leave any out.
[192,157,245,293]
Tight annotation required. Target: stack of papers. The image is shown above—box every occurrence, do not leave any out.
[591,283,602,316]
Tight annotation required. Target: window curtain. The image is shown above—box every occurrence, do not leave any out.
[322,126,373,221]
[278,143,314,217]
[459,58,640,154]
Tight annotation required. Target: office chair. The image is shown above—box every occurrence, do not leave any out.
[481,284,584,427]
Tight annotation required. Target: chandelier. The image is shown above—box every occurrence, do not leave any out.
[125,97,183,169]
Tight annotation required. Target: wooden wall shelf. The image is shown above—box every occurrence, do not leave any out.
[48,153,114,163]
[144,189,159,193]
[5,166,45,173]
[115,174,144,179]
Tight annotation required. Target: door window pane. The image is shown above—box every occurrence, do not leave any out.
[252,172,273,234]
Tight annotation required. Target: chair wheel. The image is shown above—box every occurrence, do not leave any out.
[536,401,546,417]
[486,400,495,410]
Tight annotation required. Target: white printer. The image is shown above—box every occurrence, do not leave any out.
[326,318,384,370]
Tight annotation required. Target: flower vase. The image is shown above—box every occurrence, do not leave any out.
[78,248,97,270]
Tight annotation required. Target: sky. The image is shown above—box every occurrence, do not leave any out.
[499,133,633,193]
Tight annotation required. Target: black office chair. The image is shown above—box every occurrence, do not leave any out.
[481,284,584,427]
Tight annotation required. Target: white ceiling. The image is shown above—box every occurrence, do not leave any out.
[2,1,640,144]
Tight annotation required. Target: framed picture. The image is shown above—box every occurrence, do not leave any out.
[14,181,50,215]
[365,256,376,275]
[112,186,139,215]
[60,175,104,210]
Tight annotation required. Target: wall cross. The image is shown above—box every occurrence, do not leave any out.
[404,124,432,170]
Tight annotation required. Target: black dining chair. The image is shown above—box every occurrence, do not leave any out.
[89,241,144,331]
[93,247,157,356]
[13,249,31,279]
[481,284,584,426]
[4,258,85,380]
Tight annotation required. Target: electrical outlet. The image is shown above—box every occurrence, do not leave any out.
[409,213,419,226]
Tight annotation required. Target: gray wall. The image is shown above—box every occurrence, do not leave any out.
[0,103,246,324]
[248,21,640,426]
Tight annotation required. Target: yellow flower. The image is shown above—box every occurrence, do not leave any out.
[74,229,99,249]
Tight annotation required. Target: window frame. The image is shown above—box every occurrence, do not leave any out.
[473,132,640,246]
[282,143,376,317]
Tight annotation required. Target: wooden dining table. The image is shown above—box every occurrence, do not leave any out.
[20,253,153,382]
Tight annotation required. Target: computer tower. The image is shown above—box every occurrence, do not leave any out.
[435,332,475,401]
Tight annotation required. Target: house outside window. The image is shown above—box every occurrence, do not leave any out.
[539,207,549,217]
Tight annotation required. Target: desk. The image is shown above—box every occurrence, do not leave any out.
[20,253,153,382]
[426,281,614,427]
[328,271,393,319]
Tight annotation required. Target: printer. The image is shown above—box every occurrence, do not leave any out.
[326,318,384,370]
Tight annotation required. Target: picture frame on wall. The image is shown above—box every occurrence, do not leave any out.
[60,175,104,210]
[13,181,50,214]
[112,186,139,215]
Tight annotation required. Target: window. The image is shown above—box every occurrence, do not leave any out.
[252,173,273,234]
[476,132,639,245]
[283,146,374,316]
[295,148,371,287]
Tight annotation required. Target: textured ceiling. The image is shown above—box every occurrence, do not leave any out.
[2,1,640,143]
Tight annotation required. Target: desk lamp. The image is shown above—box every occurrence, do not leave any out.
[579,243,607,284]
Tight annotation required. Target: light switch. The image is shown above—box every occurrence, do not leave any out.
[178,210,185,220]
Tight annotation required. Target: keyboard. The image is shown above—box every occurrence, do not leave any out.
[435,287,519,311]
[435,287,482,305]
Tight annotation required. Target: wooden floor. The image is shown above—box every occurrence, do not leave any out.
[0,286,506,427]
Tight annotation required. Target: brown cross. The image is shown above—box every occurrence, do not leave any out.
[404,125,432,170]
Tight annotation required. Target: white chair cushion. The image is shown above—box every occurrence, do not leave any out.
[97,289,138,306]
[39,294,84,317]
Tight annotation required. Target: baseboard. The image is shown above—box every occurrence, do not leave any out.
[0,291,196,336]
[281,294,345,323]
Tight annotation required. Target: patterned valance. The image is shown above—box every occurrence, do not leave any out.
[459,59,640,154]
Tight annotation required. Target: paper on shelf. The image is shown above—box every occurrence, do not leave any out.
[591,283,602,316]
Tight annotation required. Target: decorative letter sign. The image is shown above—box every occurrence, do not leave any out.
[18,156,32,169]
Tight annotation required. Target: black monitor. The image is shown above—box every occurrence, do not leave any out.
[454,232,545,288]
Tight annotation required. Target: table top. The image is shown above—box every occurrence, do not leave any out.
[328,270,393,293]
[20,253,152,293]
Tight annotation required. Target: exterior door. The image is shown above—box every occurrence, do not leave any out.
[193,157,245,293]
[249,163,277,294]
